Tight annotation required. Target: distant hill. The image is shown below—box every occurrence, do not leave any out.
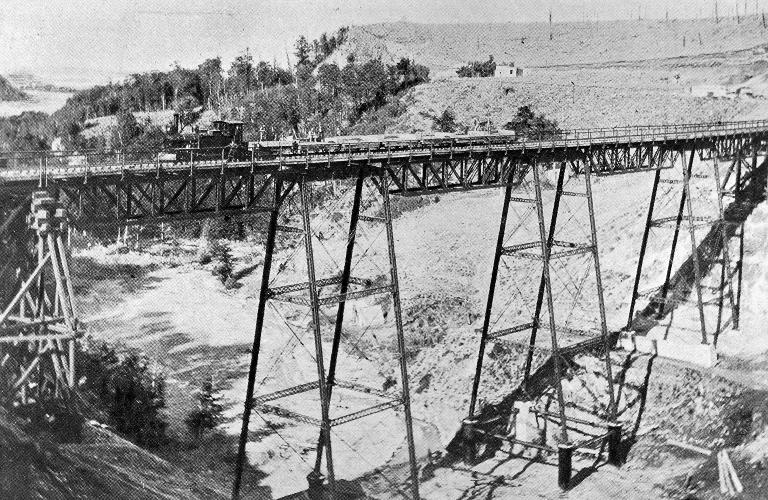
[329,17,768,76]
[0,75,27,101]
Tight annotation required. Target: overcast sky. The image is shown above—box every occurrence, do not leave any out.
[0,0,764,86]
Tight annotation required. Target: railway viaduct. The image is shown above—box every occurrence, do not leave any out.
[0,120,766,499]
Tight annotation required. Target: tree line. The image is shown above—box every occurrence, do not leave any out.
[0,25,433,151]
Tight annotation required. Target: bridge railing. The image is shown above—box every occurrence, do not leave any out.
[2,120,768,181]
[564,119,768,145]
[0,146,239,179]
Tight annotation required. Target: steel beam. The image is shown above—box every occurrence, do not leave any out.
[681,148,708,345]
[298,179,337,491]
[312,168,365,475]
[627,168,661,329]
[523,161,567,388]
[468,163,517,418]
[656,149,695,318]
[232,178,284,500]
[382,172,421,500]
[584,160,617,420]
[532,161,569,445]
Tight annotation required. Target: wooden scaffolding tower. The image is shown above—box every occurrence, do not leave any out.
[0,190,78,404]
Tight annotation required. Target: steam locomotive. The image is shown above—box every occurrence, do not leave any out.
[164,116,250,161]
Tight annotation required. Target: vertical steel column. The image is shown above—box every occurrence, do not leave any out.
[232,177,284,500]
[733,152,746,329]
[711,156,736,330]
[381,173,420,500]
[312,169,366,475]
[584,160,616,419]
[532,161,569,444]
[627,167,662,329]
[299,178,336,491]
[657,148,695,318]
[468,164,516,418]
[682,147,708,345]
[523,161,567,388]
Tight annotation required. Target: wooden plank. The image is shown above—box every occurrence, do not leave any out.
[0,333,74,343]
[718,450,729,495]
[722,450,744,494]
[666,439,712,456]
[0,252,52,326]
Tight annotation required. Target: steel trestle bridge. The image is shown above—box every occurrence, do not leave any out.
[1,119,767,499]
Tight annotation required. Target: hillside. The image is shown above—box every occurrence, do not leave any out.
[334,17,768,74]
[0,410,227,499]
[0,75,27,101]
[345,29,768,133]
[329,17,768,75]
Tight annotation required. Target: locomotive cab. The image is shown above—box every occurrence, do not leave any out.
[211,120,244,145]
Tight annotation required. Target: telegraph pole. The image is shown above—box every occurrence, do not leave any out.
[549,9,553,40]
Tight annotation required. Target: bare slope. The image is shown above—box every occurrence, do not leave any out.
[0,75,27,102]
[331,17,768,74]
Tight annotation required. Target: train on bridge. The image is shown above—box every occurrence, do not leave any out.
[163,117,520,163]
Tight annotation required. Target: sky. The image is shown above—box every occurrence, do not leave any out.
[0,0,765,87]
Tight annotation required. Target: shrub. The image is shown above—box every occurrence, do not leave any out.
[456,56,497,78]
[433,108,458,132]
[185,376,224,439]
[209,240,234,284]
[14,398,85,443]
[77,341,167,447]
[502,105,561,140]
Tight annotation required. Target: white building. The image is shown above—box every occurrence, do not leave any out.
[494,64,525,78]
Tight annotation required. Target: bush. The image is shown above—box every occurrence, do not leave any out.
[456,56,496,78]
[433,108,458,132]
[77,341,167,447]
[209,240,234,284]
[185,376,224,439]
[502,105,561,140]
[14,398,85,443]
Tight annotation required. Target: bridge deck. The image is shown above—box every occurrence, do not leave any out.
[1,120,767,185]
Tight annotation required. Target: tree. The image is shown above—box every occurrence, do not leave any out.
[168,63,201,108]
[185,375,224,439]
[210,240,234,284]
[317,63,343,101]
[197,57,223,108]
[228,49,255,96]
[294,35,311,66]
[78,341,168,447]
[319,33,331,57]
[456,56,496,78]
[110,109,141,149]
[502,105,561,140]
[391,57,430,93]
[433,108,458,132]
